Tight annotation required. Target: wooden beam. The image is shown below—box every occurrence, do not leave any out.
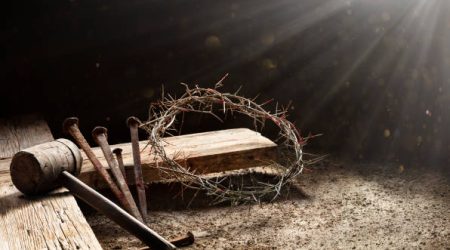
[79,128,278,188]
[0,115,102,250]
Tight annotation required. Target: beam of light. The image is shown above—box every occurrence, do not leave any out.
[174,0,448,160]
[298,0,420,127]
[382,0,444,160]
[229,0,450,163]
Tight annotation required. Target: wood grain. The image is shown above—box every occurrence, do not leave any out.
[0,114,52,159]
[0,115,102,250]
[79,128,278,188]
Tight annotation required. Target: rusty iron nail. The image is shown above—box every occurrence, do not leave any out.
[62,117,126,210]
[92,126,143,222]
[112,148,127,183]
[127,116,148,222]
[170,231,195,248]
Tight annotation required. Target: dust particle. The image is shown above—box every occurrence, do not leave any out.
[205,35,222,49]
[383,129,391,138]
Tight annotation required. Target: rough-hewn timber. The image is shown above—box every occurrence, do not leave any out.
[79,128,278,188]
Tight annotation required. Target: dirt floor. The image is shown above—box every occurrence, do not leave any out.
[85,159,450,249]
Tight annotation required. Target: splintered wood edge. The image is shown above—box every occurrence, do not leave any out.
[79,128,279,188]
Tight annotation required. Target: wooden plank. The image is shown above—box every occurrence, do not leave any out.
[79,128,278,188]
[0,114,53,159]
[0,115,102,250]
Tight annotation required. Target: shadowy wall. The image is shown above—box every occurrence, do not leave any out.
[2,0,450,167]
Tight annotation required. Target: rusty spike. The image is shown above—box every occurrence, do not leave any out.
[92,126,143,222]
[127,116,148,222]
[170,231,195,248]
[112,148,126,182]
[62,117,127,212]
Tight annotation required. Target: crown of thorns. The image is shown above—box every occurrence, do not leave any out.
[141,77,306,204]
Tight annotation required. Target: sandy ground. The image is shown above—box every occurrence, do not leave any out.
[85,159,450,249]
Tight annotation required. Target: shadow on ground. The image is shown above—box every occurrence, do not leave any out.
[79,172,309,214]
[83,159,450,249]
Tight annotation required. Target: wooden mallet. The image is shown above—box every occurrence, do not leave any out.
[9,139,176,250]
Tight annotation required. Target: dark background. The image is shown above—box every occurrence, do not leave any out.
[2,0,450,168]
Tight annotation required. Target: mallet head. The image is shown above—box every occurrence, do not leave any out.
[10,139,82,195]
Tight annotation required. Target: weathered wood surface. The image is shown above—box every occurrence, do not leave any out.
[0,114,53,159]
[80,128,278,188]
[0,115,102,250]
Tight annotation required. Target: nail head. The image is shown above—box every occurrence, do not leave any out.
[92,126,108,139]
[126,116,140,127]
[112,148,123,154]
[62,117,79,134]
